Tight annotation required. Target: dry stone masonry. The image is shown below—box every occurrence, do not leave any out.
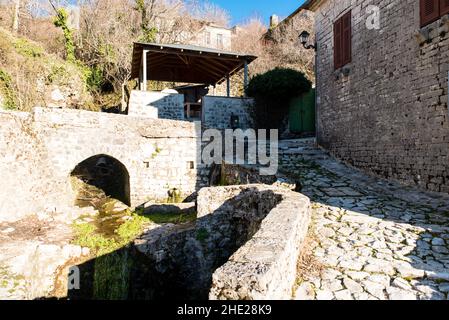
[202,96,255,129]
[0,107,207,222]
[70,184,311,300]
[128,90,184,120]
[204,186,311,300]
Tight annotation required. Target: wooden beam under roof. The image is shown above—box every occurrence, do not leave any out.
[131,42,257,85]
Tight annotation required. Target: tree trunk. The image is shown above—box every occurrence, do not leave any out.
[12,0,20,33]
[121,82,128,113]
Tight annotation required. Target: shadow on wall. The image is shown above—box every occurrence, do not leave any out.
[285,156,449,300]
[70,154,131,207]
[65,188,282,300]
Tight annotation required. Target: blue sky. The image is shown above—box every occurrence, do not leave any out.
[213,0,306,26]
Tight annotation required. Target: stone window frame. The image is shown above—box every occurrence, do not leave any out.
[420,0,449,28]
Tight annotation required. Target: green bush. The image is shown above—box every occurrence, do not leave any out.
[246,68,312,129]
[0,69,16,110]
[12,38,43,58]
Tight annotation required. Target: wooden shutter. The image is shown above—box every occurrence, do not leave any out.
[342,11,352,66]
[334,18,342,69]
[441,0,449,15]
[420,0,440,27]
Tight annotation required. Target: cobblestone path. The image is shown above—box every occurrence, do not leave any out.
[280,139,449,300]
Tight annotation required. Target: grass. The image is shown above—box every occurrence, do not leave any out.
[295,227,324,288]
[145,212,197,224]
[72,211,197,256]
[116,214,151,242]
[72,223,118,256]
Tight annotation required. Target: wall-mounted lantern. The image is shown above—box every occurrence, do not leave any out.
[230,114,240,130]
[299,31,316,51]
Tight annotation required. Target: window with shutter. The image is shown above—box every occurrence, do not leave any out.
[342,11,352,67]
[441,0,449,15]
[334,11,351,70]
[334,19,342,69]
[420,0,440,27]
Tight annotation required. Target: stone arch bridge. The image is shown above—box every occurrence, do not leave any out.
[0,108,206,222]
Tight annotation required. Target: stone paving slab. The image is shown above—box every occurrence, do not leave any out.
[280,139,449,301]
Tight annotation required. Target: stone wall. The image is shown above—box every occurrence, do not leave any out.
[73,184,311,300]
[0,108,208,222]
[203,185,311,300]
[128,90,184,120]
[0,111,66,222]
[313,0,449,193]
[202,96,255,129]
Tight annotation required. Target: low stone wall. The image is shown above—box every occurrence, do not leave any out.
[128,90,184,120]
[208,163,298,191]
[202,96,255,129]
[57,184,311,300]
[202,185,311,300]
[130,185,288,300]
[127,184,308,301]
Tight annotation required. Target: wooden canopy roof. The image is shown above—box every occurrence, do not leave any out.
[131,42,257,85]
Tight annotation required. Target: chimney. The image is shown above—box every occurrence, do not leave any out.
[270,15,279,28]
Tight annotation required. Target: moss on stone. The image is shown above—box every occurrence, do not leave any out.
[196,228,209,243]
[145,212,197,225]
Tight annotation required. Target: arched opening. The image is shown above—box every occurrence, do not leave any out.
[70,155,131,207]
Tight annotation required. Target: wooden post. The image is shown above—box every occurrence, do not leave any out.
[139,65,143,91]
[142,50,148,91]
[186,103,191,119]
[243,60,248,97]
[226,75,230,97]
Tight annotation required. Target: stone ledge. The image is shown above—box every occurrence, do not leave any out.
[22,107,198,138]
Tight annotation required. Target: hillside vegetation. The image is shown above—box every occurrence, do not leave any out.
[0,27,95,112]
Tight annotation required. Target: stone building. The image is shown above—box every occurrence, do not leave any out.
[301,0,449,193]
[188,22,234,51]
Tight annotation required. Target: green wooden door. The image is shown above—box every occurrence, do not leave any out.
[289,89,316,133]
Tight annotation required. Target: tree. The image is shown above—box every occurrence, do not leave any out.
[12,0,20,32]
[187,0,230,27]
[50,1,76,62]
[231,11,315,82]
[231,17,272,75]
